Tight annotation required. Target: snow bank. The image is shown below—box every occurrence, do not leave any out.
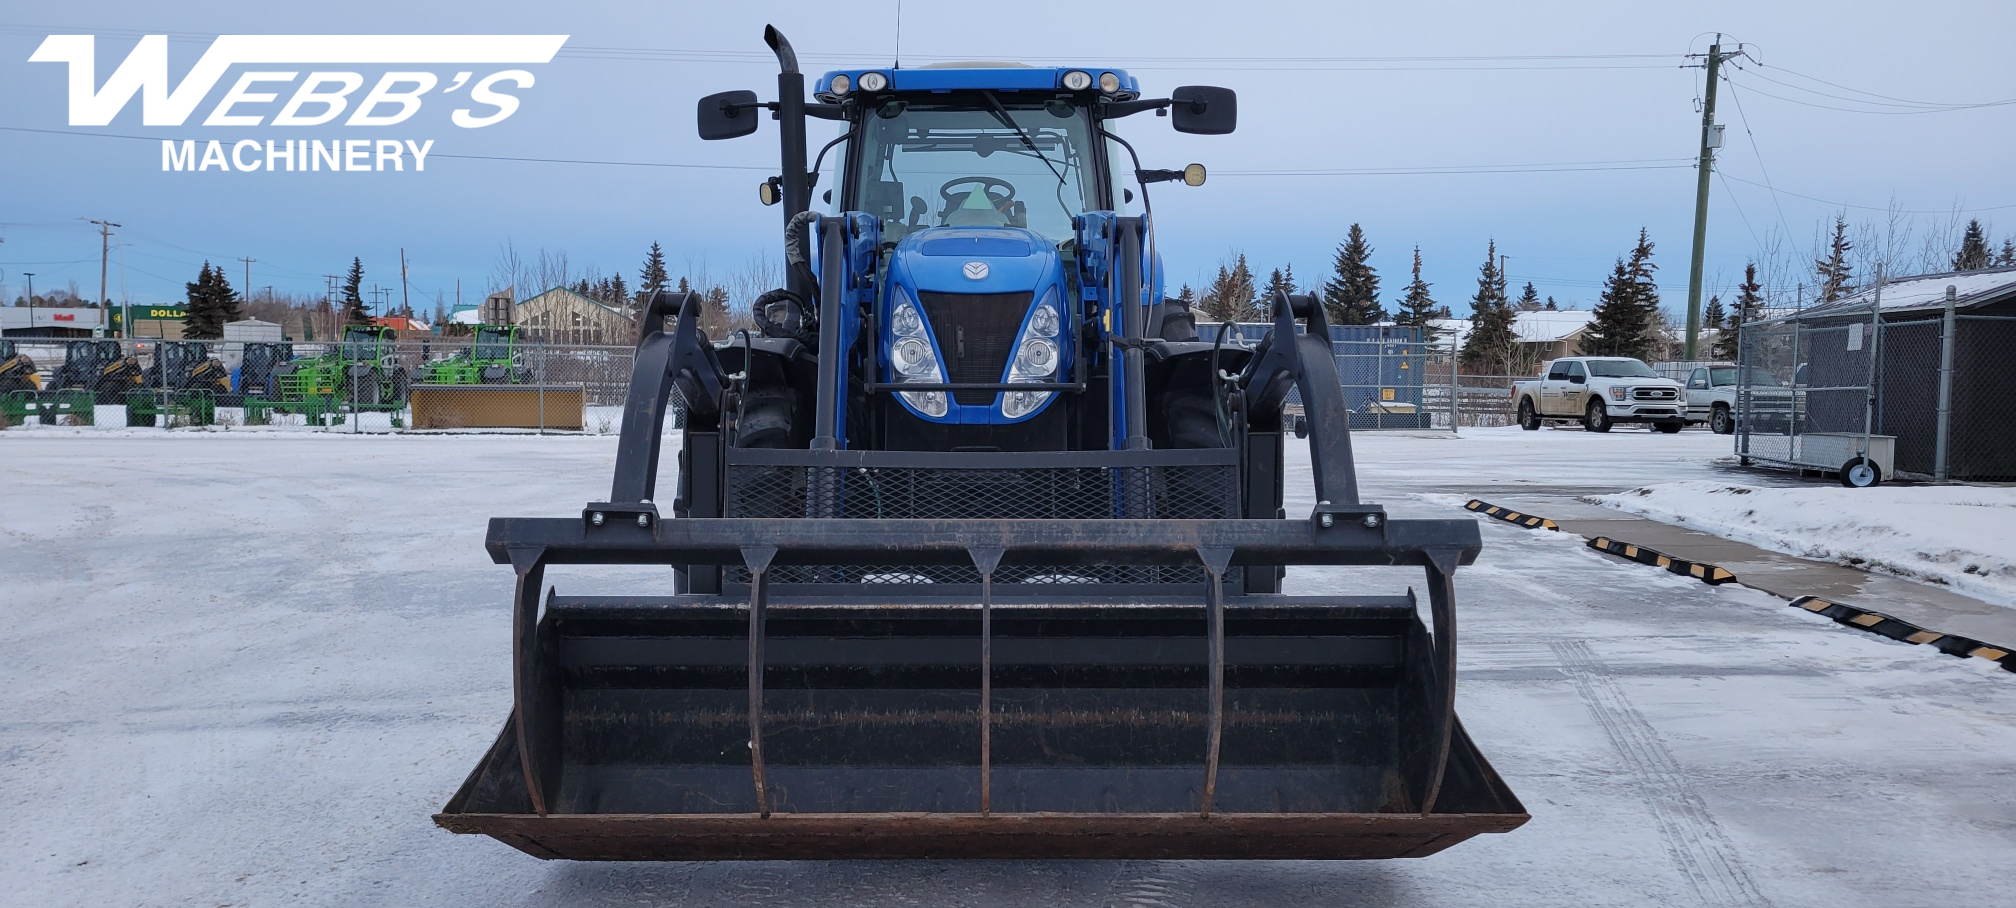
[1594,480,2016,606]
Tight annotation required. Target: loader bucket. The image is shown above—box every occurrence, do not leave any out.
[435,505,1528,860]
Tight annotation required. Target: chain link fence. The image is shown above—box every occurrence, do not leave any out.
[0,337,659,435]
[5,331,1591,435]
[1735,297,2016,482]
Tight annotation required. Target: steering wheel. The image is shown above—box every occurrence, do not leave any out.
[938,176,1017,212]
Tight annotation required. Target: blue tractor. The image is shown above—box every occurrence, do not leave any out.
[439,27,1524,861]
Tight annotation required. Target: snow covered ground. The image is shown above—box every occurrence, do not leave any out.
[1595,480,2016,607]
[3,426,2013,907]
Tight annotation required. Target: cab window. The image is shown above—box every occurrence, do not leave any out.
[1566,361,1587,380]
[1547,361,1571,380]
[853,99,1097,244]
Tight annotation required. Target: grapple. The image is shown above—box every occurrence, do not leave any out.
[435,292,1526,860]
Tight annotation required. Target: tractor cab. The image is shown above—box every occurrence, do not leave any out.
[340,325,391,363]
[144,341,231,395]
[700,60,1232,450]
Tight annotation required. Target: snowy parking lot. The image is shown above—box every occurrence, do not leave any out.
[3,426,2013,907]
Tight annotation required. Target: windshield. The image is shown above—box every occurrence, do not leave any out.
[853,99,1098,244]
[474,329,509,361]
[343,329,378,360]
[1716,366,1782,387]
[1587,359,1658,378]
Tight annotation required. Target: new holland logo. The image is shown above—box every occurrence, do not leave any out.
[962,261,990,281]
[27,34,568,173]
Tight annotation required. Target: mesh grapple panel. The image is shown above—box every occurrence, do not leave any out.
[722,454,1242,584]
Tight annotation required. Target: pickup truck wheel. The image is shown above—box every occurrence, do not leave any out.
[1711,404,1733,435]
[1583,399,1611,433]
[1517,398,1541,431]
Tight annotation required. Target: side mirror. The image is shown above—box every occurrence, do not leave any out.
[698,89,760,141]
[1170,85,1236,135]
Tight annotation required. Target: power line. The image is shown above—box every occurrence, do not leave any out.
[2,125,1697,178]
[1724,72,2013,116]
[1748,61,2016,110]
[1719,77,1794,241]
[1716,173,2016,213]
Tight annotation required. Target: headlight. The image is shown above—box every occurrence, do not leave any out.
[858,71,888,92]
[1097,71,1120,93]
[1609,387,1626,401]
[892,302,923,336]
[893,337,936,376]
[1062,70,1092,91]
[829,74,851,95]
[1029,303,1060,337]
[1015,338,1057,376]
[901,389,947,417]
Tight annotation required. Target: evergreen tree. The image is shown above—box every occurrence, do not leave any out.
[1999,239,2016,267]
[1392,246,1440,341]
[1175,284,1195,305]
[1460,240,1518,372]
[341,258,370,324]
[1263,266,1296,303]
[1581,260,1641,358]
[1953,219,1992,271]
[1322,224,1384,325]
[608,273,630,310]
[640,242,670,299]
[1581,231,1662,361]
[1544,295,1559,311]
[1814,216,1853,303]
[1703,294,1726,331]
[1715,262,1763,361]
[1514,282,1541,312]
[183,261,243,338]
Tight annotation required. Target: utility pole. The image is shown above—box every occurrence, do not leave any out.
[1684,37,1742,360]
[399,247,411,318]
[81,219,120,315]
[23,272,35,332]
[237,256,255,304]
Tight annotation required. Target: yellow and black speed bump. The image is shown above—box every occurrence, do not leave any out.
[1464,499,1559,531]
[1585,536,1739,586]
[1790,596,2016,674]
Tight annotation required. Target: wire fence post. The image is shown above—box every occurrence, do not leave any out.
[1446,338,1460,432]
[1934,284,1957,481]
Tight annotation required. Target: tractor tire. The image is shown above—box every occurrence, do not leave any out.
[1711,404,1733,435]
[1162,387,1227,449]
[1653,420,1683,434]
[1517,398,1540,431]
[735,385,797,449]
[1583,400,1611,433]
[352,368,384,407]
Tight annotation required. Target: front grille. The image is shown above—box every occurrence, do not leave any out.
[727,463,1239,521]
[916,291,1031,405]
[1631,387,1678,401]
[722,455,1241,586]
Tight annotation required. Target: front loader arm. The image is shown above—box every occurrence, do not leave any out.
[1240,291,1367,514]
[609,289,721,505]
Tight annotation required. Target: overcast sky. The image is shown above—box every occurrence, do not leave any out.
[3,0,2014,318]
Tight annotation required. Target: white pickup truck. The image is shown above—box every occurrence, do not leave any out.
[1673,362,1797,435]
[1511,356,1687,433]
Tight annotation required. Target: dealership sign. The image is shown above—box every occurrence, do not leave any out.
[29,34,568,172]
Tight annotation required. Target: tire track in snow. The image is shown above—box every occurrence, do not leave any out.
[1551,639,1773,908]
[1104,861,1203,908]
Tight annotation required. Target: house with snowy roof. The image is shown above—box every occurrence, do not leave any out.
[1430,308,1596,361]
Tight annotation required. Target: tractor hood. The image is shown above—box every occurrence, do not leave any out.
[891,227,1060,294]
